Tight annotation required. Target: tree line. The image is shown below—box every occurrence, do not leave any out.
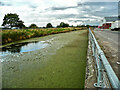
[1,13,71,29]
[2,13,97,29]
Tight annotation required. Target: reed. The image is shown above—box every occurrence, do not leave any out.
[1,28,80,45]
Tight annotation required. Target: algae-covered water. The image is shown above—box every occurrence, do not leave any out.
[2,30,88,88]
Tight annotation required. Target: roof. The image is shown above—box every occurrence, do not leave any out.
[104,17,118,22]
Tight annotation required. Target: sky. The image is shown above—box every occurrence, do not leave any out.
[0,0,119,27]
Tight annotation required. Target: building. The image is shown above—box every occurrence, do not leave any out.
[102,23,111,29]
[103,17,118,23]
[111,20,120,30]
[98,17,118,29]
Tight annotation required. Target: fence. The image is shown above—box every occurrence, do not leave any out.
[89,28,120,89]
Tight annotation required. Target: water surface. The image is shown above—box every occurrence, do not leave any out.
[0,41,48,57]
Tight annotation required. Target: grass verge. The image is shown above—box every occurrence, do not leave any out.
[1,28,83,45]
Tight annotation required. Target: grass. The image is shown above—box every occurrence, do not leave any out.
[1,28,83,45]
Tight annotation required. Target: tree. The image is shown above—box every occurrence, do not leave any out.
[57,23,60,28]
[70,25,74,27]
[29,24,38,29]
[2,13,25,28]
[119,15,120,20]
[57,22,69,28]
[46,23,53,28]
[86,25,90,28]
[16,20,26,29]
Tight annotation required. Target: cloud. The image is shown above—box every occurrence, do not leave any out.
[82,0,119,2]
[0,0,119,27]
[51,6,76,11]
[0,2,5,6]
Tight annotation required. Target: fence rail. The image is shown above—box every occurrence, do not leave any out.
[89,28,120,89]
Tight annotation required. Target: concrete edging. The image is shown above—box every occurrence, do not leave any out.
[84,38,97,88]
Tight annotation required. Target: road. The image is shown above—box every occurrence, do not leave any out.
[94,30,119,51]
[94,30,119,79]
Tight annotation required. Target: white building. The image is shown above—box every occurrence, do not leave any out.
[100,17,118,26]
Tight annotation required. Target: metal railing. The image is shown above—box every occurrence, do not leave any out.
[89,28,120,89]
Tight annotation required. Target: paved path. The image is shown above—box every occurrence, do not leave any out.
[94,30,119,79]
[94,30,119,51]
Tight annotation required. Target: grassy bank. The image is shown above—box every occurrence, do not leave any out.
[1,28,82,45]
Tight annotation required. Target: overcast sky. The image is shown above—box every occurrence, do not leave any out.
[0,0,119,27]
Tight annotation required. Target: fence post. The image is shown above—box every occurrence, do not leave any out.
[94,55,103,88]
